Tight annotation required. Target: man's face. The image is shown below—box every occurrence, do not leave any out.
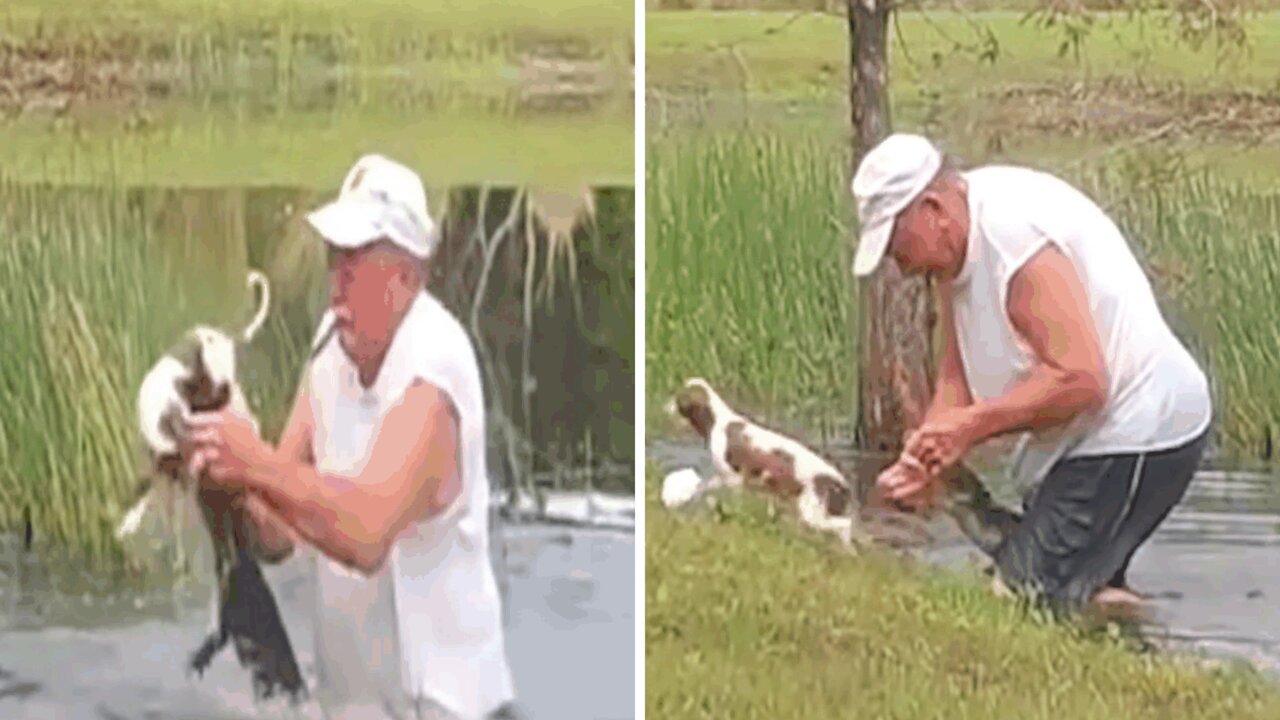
[886,188,961,278]
[326,242,409,360]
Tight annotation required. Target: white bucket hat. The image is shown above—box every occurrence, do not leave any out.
[307,153,441,260]
[849,133,943,277]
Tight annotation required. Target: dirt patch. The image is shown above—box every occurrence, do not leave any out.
[0,43,171,118]
[986,77,1280,144]
[0,40,627,120]
[518,52,632,111]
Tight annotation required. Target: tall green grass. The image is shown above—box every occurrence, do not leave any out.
[646,130,1280,462]
[1084,166,1280,460]
[645,130,856,430]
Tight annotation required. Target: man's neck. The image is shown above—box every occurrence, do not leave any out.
[356,352,388,389]
[351,296,416,389]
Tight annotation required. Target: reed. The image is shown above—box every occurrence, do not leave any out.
[645,130,856,431]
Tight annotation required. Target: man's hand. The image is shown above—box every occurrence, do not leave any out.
[185,408,273,490]
[239,492,298,563]
[876,454,939,511]
[904,405,980,478]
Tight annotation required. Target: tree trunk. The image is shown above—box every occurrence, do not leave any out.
[848,0,891,171]
[847,0,936,455]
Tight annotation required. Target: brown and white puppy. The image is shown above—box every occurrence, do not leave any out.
[117,269,307,703]
[666,377,870,549]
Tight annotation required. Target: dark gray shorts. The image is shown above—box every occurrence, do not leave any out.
[991,428,1210,613]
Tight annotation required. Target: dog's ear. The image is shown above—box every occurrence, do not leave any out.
[679,387,716,440]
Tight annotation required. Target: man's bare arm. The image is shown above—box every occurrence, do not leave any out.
[966,244,1109,444]
[238,380,313,562]
[923,280,974,422]
[243,379,462,575]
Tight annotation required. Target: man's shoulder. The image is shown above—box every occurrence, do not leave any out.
[966,164,1096,248]
[965,164,1062,194]
[412,292,474,353]
[404,292,483,382]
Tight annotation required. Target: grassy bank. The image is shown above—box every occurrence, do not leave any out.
[645,465,1280,718]
[645,130,1280,462]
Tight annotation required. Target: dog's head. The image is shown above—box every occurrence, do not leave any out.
[668,378,719,441]
[175,327,234,413]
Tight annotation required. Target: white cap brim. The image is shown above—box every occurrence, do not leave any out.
[852,217,894,277]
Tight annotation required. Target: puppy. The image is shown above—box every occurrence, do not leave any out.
[666,377,871,549]
[119,270,270,539]
[118,269,307,703]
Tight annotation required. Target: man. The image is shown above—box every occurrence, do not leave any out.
[851,133,1213,618]
[184,153,516,720]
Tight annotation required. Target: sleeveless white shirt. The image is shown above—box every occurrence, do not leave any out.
[950,165,1213,485]
[306,289,514,720]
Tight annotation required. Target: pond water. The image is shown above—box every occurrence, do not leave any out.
[0,495,636,720]
[649,437,1280,678]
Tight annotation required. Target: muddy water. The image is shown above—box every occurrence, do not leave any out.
[649,437,1280,675]
[0,495,635,720]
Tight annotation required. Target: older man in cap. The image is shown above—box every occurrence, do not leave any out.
[854,134,1213,618]
[184,154,516,719]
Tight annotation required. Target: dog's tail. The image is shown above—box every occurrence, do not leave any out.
[241,270,271,343]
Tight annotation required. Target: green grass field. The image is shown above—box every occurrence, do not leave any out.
[647,10,1280,187]
[645,464,1280,719]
